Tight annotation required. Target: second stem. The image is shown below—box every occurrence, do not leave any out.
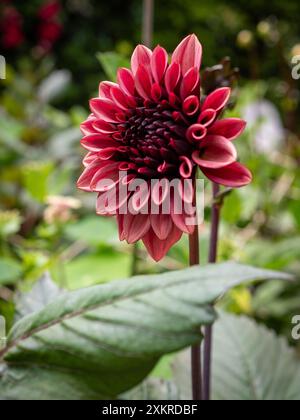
[189,223,202,400]
[203,183,221,401]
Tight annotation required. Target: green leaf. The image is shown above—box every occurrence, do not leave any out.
[14,273,63,322]
[124,378,180,400]
[172,312,300,401]
[96,52,130,81]
[0,263,291,400]
[211,312,300,400]
[0,258,22,286]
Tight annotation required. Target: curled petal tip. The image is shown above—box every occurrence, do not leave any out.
[202,87,231,113]
[172,34,202,75]
[131,44,152,75]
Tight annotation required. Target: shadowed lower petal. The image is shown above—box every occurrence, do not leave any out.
[142,225,183,262]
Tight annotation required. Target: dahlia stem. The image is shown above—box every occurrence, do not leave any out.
[142,0,154,47]
[203,182,221,401]
[189,190,202,401]
[131,242,139,276]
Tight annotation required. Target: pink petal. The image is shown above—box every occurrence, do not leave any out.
[129,181,150,213]
[99,81,118,99]
[117,213,126,241]
[96,188,119,215]
[182,95,200,117]
[177,179,194,204]
[97,147,118,160]
[117,68,135,96]
[92,120,116,134]
[202,87,231,113]
[81,134,119,152]
[142,225,183,261]
[90,98,120,123]
[82,152,98,167]
[186,124,207,143]
[150,213,173,240]
[179,156,194,178]
[135,65,152,100]
[197,108,217,127]
[90,161,120,191]
[110,85,133,110]
[201,162,253,187]
[151,83,162,102]
[192,135,237,169]
[169,92,180,108]
[172,34,202,76]
[165,62,181,95]
[152,179,169,206]
[180,67,200,99]
[170,185,195,234]
[119,163,136,174]
[131,45,152,75]
[151,45,168,84]
[77,161,100,191]
[80,118,97,135]
[123,214,151,244]
[208,118,247,141]
[97,183,133,215]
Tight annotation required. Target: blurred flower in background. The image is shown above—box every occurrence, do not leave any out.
[0,0,62,54]
[44,195,81,224]
[37,0,62,53]
[0,2,24,49]
[243,100,285,154]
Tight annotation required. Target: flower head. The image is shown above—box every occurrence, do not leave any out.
[78,35,252,261]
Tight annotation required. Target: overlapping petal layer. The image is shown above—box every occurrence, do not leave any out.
[78,34,252,261]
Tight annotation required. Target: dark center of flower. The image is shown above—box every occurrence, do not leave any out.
[117,103,195,179]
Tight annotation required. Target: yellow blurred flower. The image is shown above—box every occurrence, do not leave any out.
[237,30,254,49]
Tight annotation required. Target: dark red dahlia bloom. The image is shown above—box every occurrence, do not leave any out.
[38,20,62,47]
[1,6,24,49]
[37,0,62,52]
[38,0,61,20]
[78,35,252,261]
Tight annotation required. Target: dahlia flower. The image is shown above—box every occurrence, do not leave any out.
[78,34,252,261]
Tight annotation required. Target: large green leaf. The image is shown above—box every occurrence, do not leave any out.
[14,273,63,322]
[212,312,300,400]
[172,312,300,401]
[0,263,291,400]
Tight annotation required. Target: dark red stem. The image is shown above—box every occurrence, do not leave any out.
[203,183,221,401]
[189,225,202,400]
